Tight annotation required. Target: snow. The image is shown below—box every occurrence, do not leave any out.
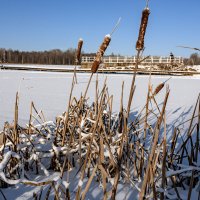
[0,151,21,171]
[2,64,78,70]
[166,166,200,177]
[186,65,200,71]
[1,172,61,200]
[0,68,200,199]
[0,69,200,130]
[78,180,83,187]
[105,34,111,38]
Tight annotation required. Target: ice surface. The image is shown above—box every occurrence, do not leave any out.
[0,69,200,132]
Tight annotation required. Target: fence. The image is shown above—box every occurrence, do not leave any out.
[81,56,183,65]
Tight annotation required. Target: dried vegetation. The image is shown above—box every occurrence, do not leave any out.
[0,3,199,200]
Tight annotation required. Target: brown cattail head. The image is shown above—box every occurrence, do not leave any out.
[136,8,150,51]
[75,38,83,64]
[91,34,111,73]
[153,82,164,96]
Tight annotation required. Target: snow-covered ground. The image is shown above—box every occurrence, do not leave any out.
[0,69,200,199]
[2,63,79,70]
[0,70,200,129]
[187,65,200,71]
[3,63,200,72]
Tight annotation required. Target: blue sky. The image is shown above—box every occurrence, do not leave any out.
[0,0,199,57]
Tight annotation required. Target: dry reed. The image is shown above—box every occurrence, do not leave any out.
[75,38,83,64]
[91,34,111,73]
[136,8,150,51]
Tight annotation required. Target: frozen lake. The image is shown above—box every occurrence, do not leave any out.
[1,69,200,199]
[0,70,200,130]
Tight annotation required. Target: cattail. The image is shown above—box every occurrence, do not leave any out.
[75,38,83,64]
[136,8,150,51]
[152,77,171,97]
[91,34,111,73]
[153,82,164,96]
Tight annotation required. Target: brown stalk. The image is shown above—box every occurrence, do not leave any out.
[75,82,107,200]
[61,69,77,146]
[187,170,194,200]
[91,35,111,73]
[176,95,200,154]
[150,164,157,200]
[194,94,200,162]
[126,50,139,116]
[28,102,33,135]
[51,182,60,200]
[111,113,128,199]
[144,77,151,139]
[139,88,170,200]
[44,185,52,200]
[151,77,172,98]
[14,92,19,151]
[32,102,45,124]
[152,83,165,97]
[75,38,83,64]
[161,112,167,200]
[136,8,150,51]
[81,164,98,200]
[118,82,124,133]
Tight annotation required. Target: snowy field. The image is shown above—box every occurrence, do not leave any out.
[0,69,200,199]
[0,71,200,127]
[0,69,200,129]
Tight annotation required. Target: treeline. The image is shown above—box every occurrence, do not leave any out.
[0,48,78,65]
[3,47,199,66]
[0,48,122,65]
[184,53,200,65]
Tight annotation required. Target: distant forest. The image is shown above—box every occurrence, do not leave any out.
[0,48,98,65]
[0,48,200,65]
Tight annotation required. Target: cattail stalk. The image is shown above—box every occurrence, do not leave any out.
[75,38,83,64]
[139,89,170,200]
[161,112,167,200]
[127,6,150,116]
[152,77,171,97]
[153,82,165,96]
[91,34,111,73]
[136,8,150,51]
[14,92,19,151]
[83,34,111,100]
